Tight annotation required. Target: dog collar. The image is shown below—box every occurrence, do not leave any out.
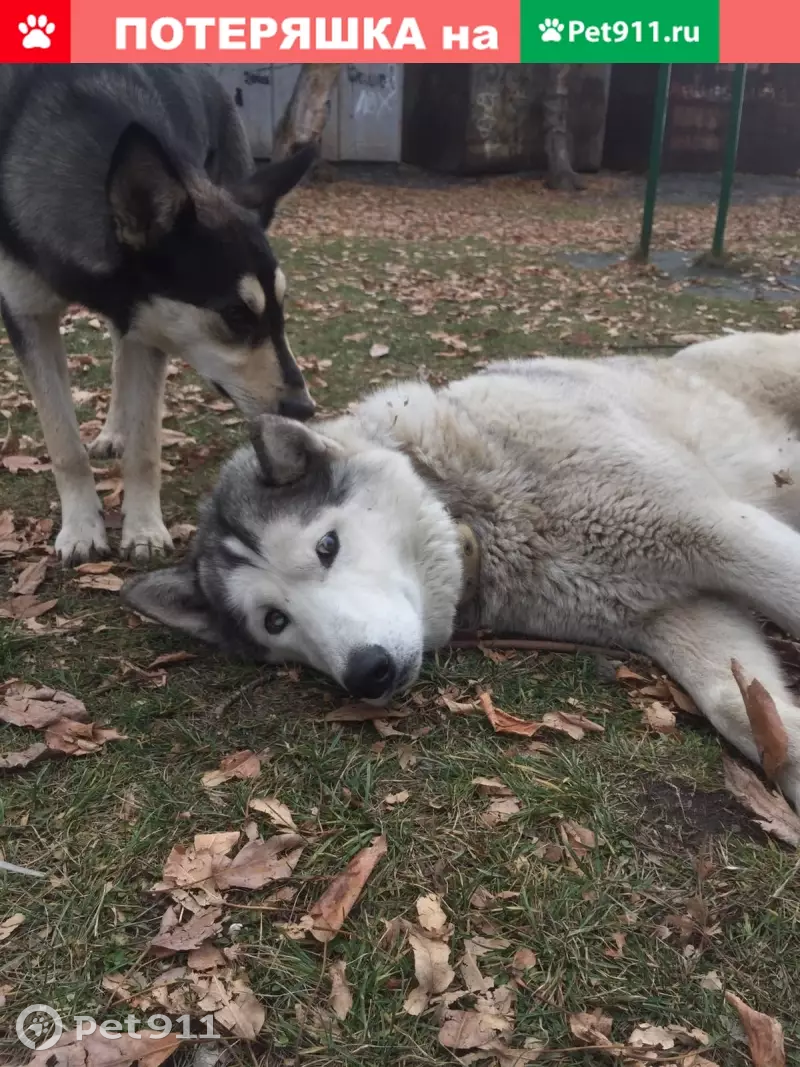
[457,523,480,607]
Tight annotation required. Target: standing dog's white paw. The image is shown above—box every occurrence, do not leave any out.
[56,512,110,565]
[87,429,125,459]
[120,515,174,562]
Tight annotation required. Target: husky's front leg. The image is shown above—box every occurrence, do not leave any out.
[2,304,108,564]
[633,596,800,810]
[88,329,125,459]
[117,339,173,561]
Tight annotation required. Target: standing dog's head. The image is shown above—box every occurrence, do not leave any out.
[121,415,463,701]
[107,123,315,420]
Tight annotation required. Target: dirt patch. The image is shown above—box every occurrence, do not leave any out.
[637,778,771,848]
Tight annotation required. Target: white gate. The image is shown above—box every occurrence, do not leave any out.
[208,64,403,162]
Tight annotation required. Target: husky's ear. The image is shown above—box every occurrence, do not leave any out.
[249,414,333,486]
[121,565,220,644]
[107,123,191,250]
[233,143,317,230]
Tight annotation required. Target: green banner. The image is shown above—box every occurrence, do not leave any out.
[521,0,720,61]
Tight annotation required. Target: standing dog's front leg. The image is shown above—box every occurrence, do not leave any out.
[116,338,173,561]
[633,596,800,811]
[1,302,108,564]
[87,329,125,459]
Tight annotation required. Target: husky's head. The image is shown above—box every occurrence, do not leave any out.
[122,415,463,701]
[107,123,315,420]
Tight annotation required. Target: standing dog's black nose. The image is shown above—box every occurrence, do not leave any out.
[279,394,315,422]
[344,645,396,700]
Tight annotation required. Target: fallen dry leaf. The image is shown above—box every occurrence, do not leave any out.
[628,1024,679,1050]
[76,572,124,592]
[384,789,410,806]
[438,694,479,716]
[478,691,541,738]
[1,455,50,474]
[403,927,455,1015]
[304,834,387,943]
[699,970,723,992]
[328,958,353,1020]
[369,342,390,358]
[194,831,241,856]
[325,703,410,722]
[438,1009,507,1050]
[723,755,800,846]
[248,796,298,831]
[21,1028,180,1067]
[75,561,117,574]
[149,907,223,954]
[569,1008,615,1048]
[201,749,261,789]
[603,931,627,959]
[559,820,596,868]
[10,558,48,596]
[45,718,127,756]
[472,776,515,796]
[216,834,305,890]
[725,991,785,1067]
[0,683,87,728]
[464,935,511,956]
[643,702,677,735]
[0,742,49,770]
[0,913,24,942]
[416,893,448,934]
[731,660,789,779]
[187,942,227,971]
[0,595,58,620]
[147,651,197,670]
[192,971,265,1041]
[480,796,522,828]
[542,710,604,740]
[511,948,537,973]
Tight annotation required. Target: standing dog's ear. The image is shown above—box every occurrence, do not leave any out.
[121,565,220,644]
[233,143,317,230]
[107,123,191,250]
[250,414,334,486]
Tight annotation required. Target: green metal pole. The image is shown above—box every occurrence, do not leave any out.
[634,63,672,263]
[710,63,747,260]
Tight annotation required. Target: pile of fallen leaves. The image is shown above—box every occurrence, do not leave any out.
[96,751,388,1045]
[0,681,126,770]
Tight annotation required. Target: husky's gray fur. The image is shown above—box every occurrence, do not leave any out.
[124,330,800,809]
[0,64,315,565]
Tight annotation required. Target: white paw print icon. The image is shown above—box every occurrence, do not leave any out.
[539,17,565,42]
[18,14,56,49]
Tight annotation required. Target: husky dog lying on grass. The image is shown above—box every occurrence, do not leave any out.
[124,331,800,809]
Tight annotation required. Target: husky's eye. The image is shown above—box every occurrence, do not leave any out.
[264,609,289,635]
[221,302,255,337]
[316,530,339,567]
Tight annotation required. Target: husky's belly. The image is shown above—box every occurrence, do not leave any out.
[447,358,800,510]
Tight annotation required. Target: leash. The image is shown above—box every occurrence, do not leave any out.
[456,523,480,608]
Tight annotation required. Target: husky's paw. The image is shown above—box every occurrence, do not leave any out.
[87,430,125,459]
[56,514,111,566]
[120,516,174,562]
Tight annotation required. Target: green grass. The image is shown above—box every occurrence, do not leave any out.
[1,177,799,1066]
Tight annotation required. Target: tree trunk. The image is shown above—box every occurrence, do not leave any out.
[272,64,341,162]
[543,64,585,191]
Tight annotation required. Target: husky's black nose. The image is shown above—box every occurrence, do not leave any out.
[344,645,396,700]
[279,394,315,422]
